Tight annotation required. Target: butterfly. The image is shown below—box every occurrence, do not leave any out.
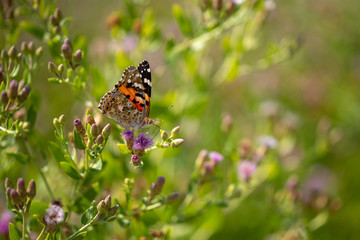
[98,60,154,129]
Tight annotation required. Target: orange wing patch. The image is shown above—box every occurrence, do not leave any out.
[118,84,145,112]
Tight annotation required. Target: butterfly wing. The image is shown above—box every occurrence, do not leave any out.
[137,60,151,117]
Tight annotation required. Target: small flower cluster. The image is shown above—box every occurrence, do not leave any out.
[48,38,83,83]
[196,150,224,182]
[144,176,179,205]
[72,113,111,159]
[122,130,153,167]
[201,0,243,28]
[96,195,119,220]
[48,8,63,35]
[236,136,278,182]
[5,178,36,213]
[43,200,65,234]
[158,126,184,148]
[1,79,31,113]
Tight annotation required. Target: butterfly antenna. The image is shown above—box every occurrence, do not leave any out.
[152,104,174,118]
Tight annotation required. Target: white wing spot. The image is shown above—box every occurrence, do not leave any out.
[147,68,150,72]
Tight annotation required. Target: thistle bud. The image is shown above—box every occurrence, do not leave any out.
[8,80,18,100]
[54,8,62,21]
[104,195,111,210]
[8,45,17,59]
[149,176,165,198]
[61,44,73,62]
[58,64,65,76]
[21,41,28,53]
[53,118,60,129]
[35,46,43,58]
[48,62,58,74]
[171,139,184,148]
[6,187,12,201]
[73,50,83,64]
[49,15,58,26]
[97,200,107,213]
[87,115,95,125]
[17,86,31,104]
[27,179,36,200]
[17,178,27,201]
[59,114,65,125]
[1,49,9,62]
[1,91,9,106]
[10,189,22,208]
[131,154,141,166]
[95,134,104,144]
[108,205,119,217]
[74,119,86,137]
[166,192,179,204]
[64,38,73,52]
[195,149,208,169]
[170,126,180,138]
[5,178,14,188]
[101,123,111,139]
[90,123,99,137]
[27,41,35,54]
[161,130,168,141]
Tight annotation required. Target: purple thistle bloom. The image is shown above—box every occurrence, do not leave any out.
[122,129,134,141]
[133,133,153,150]
[0,211,12,235]
[238,160,257,182]
[209,151,224,164]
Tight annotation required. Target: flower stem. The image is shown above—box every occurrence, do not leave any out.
[36,227,46,240]
[21,211,27,240]
[66,213,101,240]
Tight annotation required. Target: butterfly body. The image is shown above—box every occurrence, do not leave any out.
[98,60,154,129]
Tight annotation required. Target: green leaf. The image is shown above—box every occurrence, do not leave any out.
[81,206,97,225]
[25,89,41,130]
[10,65,20,78]
[49,141,68,163]
[172,4,193,36]
[8,223,20,240]
[20,21,45,39]
[117,144,130,155]
[29,200,48,215]
[60,162,81,179]
[91,158,102,171]
[48,77,60,83]
[117,218,130,228]
[73,129,86,150]
[6,152,30,164]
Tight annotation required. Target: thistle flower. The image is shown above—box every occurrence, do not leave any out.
[238,160,257,182]
[122,129,134,141]
[209,151,223,164]
[0,211,12,235]
[44,204,65,226]
[133,133,153,150]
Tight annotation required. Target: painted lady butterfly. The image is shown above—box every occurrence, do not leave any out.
[98,60,154,129]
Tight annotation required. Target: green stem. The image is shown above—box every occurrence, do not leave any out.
[36,227,46,240]
[66,213,101,240]
[21,211,27,240]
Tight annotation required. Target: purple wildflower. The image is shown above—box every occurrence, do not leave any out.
[122,129,134,141]
[133,133,153,150]
[0,211,12,235]
[209,151,224,164]
[238,160,257,182]
[131,154,141,166]
[44,204,64,225]
[258,135,278,149]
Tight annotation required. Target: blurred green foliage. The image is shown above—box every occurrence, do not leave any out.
[0,0,359,239]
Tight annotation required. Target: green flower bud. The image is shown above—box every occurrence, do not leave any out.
[90,123,99,137]
[97,200,107,213]
[101,123,111,139]
[58,64,65,76]
[6,187,12,201]
[49,15,58,26]
[171,138,184,148]
[161,130,168,141]
[27,41,35,54]
[8,45,17,59]
[21,41,28,53]
[59,114,65,125]
[104,195,111,210]
[73,50,83,65]
[53,26,61,34]
[54,8,62,22]
[48,62,58,74]
[61,44,73,62]
[53,118,60,129]
[5,178,14,188]
[22,122,30,130]
[8,80,18,100]
[95,134,104,144]
[170,126,180,138]
[108,205,119,217]
[27,179,36,200]
[166,192,179,204]
[35,46,43,58]
[10,188,22,208]
[1,49,9,62]
[64,38,73,52]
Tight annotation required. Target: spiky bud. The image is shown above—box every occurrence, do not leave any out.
[6,187,12,201]
[59,114,65,125]
[5,178,14,188]
[27,179,36,200]
[104,195,111,210]
[90,123,99,137]
[17,178,27,201]
[10,189,22,208]
[74,119,86,137]
[108,205,119,217]
[97,200,107,213]
[17,86,31,104]
[95,134,104,144]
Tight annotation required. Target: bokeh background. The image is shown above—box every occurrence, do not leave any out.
[1,0,360,239]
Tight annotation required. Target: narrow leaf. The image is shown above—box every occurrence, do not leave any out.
[60,162,81,179]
